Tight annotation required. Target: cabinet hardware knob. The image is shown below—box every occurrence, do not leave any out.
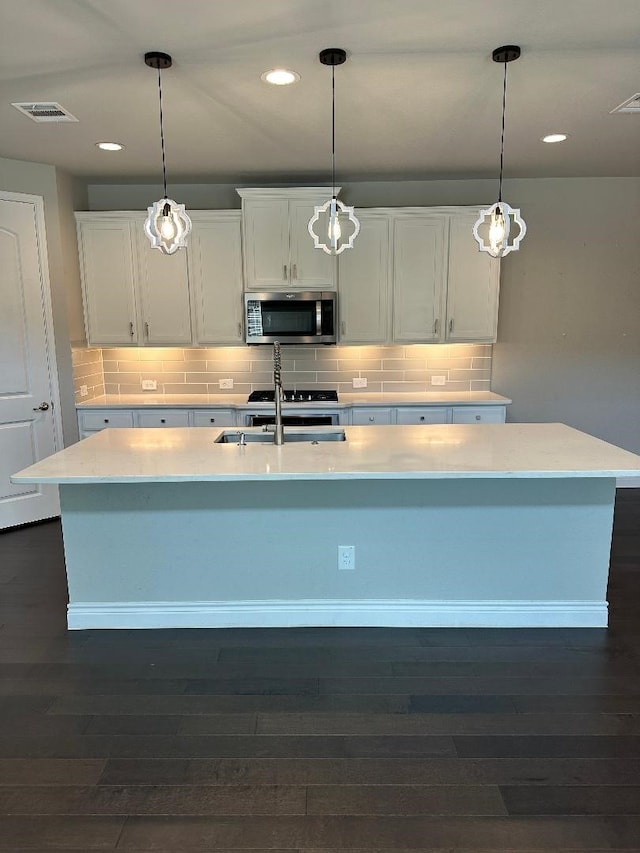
[103,418,109,423]
[210,418,215,423]
[420,416,425,421]
[475,414,481,421]
[368,416,375,422]
[283,264,288,279]
[32,402,50,411]
[129,321,134,337]
[160,418,166,424]
[433,318,439,335]
[449,319,454,333]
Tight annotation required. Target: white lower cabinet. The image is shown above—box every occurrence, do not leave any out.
[191,410,237,427]
[395,407,448,425]
[79,410,135,432]
[351,408,394,425]
[451,406,506,424]
[137,410,190,428]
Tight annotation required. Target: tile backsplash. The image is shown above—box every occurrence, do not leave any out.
[72,344,492,402]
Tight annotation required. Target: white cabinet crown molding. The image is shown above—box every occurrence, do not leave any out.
[237,187,342,200]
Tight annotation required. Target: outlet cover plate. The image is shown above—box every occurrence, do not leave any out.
[352,377,368,388]
[431,375,446,386]
[219,378,234,389]
[142,379,157,391]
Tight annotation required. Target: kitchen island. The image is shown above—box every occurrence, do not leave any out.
[12,423,640,630]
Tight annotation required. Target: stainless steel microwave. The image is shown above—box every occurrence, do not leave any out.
[244,291,337,345]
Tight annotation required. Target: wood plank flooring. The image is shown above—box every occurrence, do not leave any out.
[0,489,639,851]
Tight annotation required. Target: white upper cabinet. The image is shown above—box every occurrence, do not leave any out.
[76,217,139,345]
[239,188,336,290]
[76,213,192,347]
[188,212,244,345]
[338,214,390,344]
[136,222,192,345]
[392,215,447,343]
[445,210,500,343]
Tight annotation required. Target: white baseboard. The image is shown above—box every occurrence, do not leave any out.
[67,599,608,630]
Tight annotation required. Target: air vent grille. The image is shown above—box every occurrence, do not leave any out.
[11,102,78,122]
[610,93,640,114]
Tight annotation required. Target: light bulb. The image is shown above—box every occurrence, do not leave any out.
[488,206,506,256]
[328,197,341,248]
[160,214,177,240]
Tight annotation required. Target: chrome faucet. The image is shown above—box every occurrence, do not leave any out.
[273,341,284,445]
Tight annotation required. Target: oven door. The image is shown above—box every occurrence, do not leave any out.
[245,413,340,427]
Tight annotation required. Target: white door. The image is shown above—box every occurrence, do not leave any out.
[446,211,501,342]
[190,213,244,345]
[242,199,289,289]
[289,198,336,289]
[0,193,62,528]
[338,214,390,343]
[392,215,447,343]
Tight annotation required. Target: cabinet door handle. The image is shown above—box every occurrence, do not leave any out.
[449,319,454,333]
[283,264,288,280]
[129,321,134,338]
[292,263,298,279]
[341,321,346,335]
[144,321,149,339]
[433,318,439,335]
[238,322,242,338]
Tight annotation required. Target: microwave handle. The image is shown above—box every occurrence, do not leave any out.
[316,300,323,336]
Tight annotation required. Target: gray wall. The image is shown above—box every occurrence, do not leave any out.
[492,178,640,455]
[0,156,83,445]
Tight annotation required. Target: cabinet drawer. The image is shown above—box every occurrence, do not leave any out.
[351,408,394,425]
[191,409,236,427]
[136,410,190,428]
[451,406,506,424]
[396,407,448,425]
[79,410,135,430]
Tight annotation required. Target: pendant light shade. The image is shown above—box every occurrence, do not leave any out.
[473,45,526,258]
[308,48,360,256]
[143,51,192,255]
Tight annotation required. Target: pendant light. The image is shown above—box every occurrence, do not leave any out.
[143,51,192,255]
[473,45,526,258]
[308,48,360,255]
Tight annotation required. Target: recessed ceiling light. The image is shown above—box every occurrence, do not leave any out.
[261,68,300,86]
[95,141,124,151]
[541,133,568,144]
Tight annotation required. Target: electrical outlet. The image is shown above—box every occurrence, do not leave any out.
[141,379,157,391]
[338,545,356,570]
[352,377,368,389]
[431,375,446,386]
[219,378,234,389]
[79,384,88,397]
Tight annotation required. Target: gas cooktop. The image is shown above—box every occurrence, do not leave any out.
[248,389,339,403]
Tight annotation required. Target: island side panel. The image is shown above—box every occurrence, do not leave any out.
[59,477,616,629]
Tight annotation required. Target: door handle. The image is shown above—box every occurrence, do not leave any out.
[33,402,50,411]
[449,319,454,333]
[433,318,439,335]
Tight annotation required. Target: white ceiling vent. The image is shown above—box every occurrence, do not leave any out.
[610,93,640,114]
[11,102,78,122]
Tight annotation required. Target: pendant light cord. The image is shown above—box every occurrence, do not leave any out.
[498,59,508,204]
[156,66,168,200]
[331,62,336,198]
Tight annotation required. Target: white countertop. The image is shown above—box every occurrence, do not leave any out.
[76,391,511,409]
[12,423,640,484]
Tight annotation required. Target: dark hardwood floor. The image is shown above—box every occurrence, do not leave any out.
[0,489,639,851]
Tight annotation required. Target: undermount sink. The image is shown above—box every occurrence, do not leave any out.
[214,429,346,444]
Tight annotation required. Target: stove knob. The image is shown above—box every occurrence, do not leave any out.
[307,394,312,401]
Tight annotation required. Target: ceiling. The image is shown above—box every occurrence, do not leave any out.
[1,0,638,183]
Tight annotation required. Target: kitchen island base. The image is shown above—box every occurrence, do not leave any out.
[60,476,614,629]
